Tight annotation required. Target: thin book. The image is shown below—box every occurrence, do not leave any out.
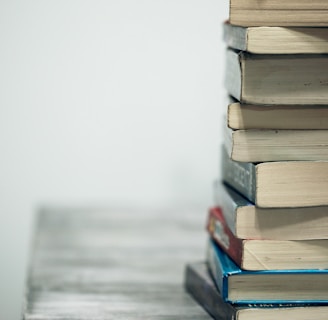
[227,101,328,130]
[224,125,328,162]
[207,238,328,304]
[229,0,328,27]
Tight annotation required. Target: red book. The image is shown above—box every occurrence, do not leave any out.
[206,207,243,268]
[206,207,328,271]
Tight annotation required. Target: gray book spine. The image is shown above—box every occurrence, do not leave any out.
[221,147,256,203]
[223,23,247,52]
[224,50,242,101]
[184,262,236,320]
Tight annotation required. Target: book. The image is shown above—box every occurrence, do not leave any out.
[184,261,328,320]
[207,206,328,270]
[213,181,328,241]
[225,49,328,105]
[184,261,237,320]
[224,126,328,162]
[229,0,328,27]
[223,22,328,54]
[227,101,328,130]
[221,147,328,208]
[207,238,328,304]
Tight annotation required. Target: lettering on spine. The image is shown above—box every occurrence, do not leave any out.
[226,157,253,195]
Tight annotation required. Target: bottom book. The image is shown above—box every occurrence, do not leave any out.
[184,262,328,320]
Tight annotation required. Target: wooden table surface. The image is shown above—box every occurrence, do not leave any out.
[22,206,212,319]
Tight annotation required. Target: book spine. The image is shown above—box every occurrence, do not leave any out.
[213,180,238,235]
[184,263,236,320]
[207,207,243,267]
[225,49,242,101]
[221,146,256,203]
[223,23,247,52]
[206,240,228,301]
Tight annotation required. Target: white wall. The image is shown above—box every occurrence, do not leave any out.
[0,1,228,319]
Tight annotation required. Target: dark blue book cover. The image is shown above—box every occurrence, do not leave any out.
[207,238,328,305]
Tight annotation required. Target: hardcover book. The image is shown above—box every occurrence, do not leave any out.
[207,239,328,304]
[224,126,328,162]
[224,22,328,54]
[229,0,328,27]
[227,101,328,130]
[207,207,328,270]
[221,147,328,208]
[213,181,328,241]
[225,49,328,105]
[185,262,328,320]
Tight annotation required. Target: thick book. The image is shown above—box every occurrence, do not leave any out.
[227,101,328,130]
[224,22,328,54]
[184,262,328,320]
[213,181,328,241]
[207,238,328,304]
[224,126,328,162]
[221,147,328,208]
[207,206,328,271]
[229,0,328,27]
[225,49,328,105]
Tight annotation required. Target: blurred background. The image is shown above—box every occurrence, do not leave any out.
[0,1,228,319]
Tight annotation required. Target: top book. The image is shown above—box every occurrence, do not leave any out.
[230,0,328,27]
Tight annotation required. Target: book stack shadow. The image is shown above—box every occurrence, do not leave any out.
[184,1,328,319]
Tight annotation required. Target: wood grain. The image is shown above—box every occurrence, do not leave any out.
[22,206,211,319]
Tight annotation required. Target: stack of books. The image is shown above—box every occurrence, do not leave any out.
[184,1,328,319]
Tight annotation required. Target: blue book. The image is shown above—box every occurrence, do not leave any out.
[185,262,328,320]
[207,238,328,305]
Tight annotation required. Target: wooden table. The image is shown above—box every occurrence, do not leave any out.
[22,206,212,319]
